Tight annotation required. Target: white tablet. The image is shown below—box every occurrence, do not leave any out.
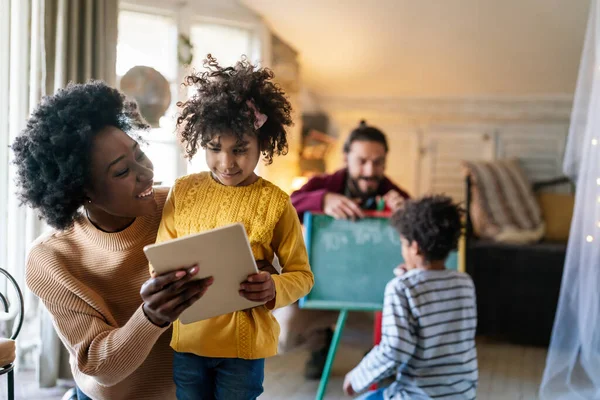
[143,223,262,324]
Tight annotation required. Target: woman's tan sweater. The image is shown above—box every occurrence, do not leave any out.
[26,188,176,400]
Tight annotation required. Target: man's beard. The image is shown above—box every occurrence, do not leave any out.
[348,176,382,199]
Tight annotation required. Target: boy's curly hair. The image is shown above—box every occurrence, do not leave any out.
[176,54,292,165]
[390,195,464,262]
[11,81,148,230]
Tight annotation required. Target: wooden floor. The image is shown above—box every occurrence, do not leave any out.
[3,312,548,400]
[263,337,547,400]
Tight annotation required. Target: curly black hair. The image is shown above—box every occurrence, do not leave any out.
[390,195,464,262]
[11,80,149,230]
[176,54,292,165]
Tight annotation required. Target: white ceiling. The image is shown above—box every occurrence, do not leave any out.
[241,0,590,98]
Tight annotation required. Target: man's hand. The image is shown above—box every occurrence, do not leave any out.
[343,373,356,396]
[324,192,365,220]
[383,190,405,212]
[240,271,276,305]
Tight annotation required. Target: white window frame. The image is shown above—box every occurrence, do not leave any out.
[189,14,265,66]
[118,2,187,184]
[118,0,270,182]
[0,0,11,276]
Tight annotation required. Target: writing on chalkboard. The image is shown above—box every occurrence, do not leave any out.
[319,219,400,251]
[321,233,349,251]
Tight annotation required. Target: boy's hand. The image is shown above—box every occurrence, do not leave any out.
[383,190,405,212]
[394,264,408,277]
[343,373,355,396]
[239,271,276,304]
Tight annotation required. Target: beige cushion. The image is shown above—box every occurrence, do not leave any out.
[537,192,574,242]
[0,338,16,367]
[463,159,545,243]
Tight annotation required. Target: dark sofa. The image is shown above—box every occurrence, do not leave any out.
[464,176,570,346]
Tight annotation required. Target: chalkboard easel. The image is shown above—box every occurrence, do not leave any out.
[300,212,460,399]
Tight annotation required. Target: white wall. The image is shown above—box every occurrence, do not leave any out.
[243,0,589,98]
[320,95,572,199]
[239,0,584,199]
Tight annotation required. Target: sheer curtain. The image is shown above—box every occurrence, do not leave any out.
[540,1,600,398]
[1,0,118,387]
[38,0,119,387]
[0,0,45,368]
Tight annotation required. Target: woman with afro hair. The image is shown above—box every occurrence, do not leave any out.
[12,81,215,400]
[155,55,314,400]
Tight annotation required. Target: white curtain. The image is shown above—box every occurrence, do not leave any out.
[0,0,45,362]
[540,1,600,398]
[44,0,118,92]
[38,0,119,388]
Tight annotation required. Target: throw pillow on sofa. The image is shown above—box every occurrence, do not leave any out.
[463,159,545,243]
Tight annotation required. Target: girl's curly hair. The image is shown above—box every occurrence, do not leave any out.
[11,81,148,230]
[176,54,292,165]
[390,195,464,262]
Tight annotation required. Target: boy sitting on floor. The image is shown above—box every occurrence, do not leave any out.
[344,196,478,400]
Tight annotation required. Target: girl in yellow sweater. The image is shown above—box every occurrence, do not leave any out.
[156,55,314,399]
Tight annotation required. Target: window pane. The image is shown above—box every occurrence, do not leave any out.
[117,9,181,185]
[188,153,209,174]
[191,23,252,69]
[117,11,178,82]
[142,129,180,187]
[117,10,179,136]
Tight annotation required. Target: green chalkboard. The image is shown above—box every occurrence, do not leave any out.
[300,212,458,311]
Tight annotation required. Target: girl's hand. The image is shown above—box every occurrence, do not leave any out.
[343,373,356,396]
[256,259,279,275]
[239,271,276,305]
[141,265,214,327]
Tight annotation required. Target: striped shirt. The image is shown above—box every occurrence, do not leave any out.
[349,269,478,400]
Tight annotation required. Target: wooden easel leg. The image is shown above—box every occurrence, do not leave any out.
[315,309,348,400]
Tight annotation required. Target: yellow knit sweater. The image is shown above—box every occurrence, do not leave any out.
[156,172,314,359]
